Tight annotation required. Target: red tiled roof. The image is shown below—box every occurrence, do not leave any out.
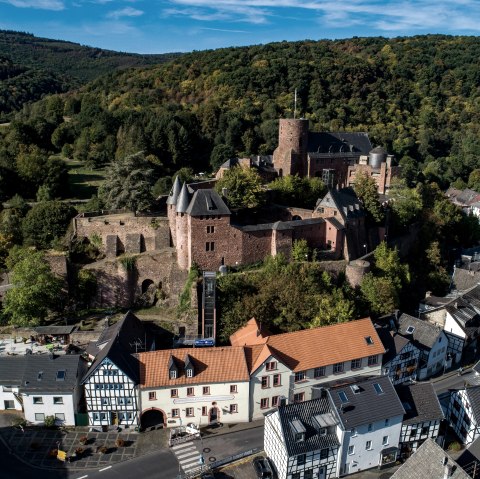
[229,317,270,347]
[137,346,249,388]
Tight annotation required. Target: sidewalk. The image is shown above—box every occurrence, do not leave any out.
[0,418,264,472]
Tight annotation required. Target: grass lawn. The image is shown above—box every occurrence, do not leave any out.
[64,158,107,200]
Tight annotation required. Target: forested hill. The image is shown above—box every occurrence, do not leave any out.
[0,30,180,117]
[6,35,480,190]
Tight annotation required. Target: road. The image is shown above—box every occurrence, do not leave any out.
[2,426,265,479]
[431,369,476,396]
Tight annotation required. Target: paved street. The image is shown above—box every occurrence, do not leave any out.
[431,368,476,395]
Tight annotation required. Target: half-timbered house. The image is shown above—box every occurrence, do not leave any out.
[448,386,480,445]
[264,397,339,479]
[396,382,444,457]
[82,311,153,427]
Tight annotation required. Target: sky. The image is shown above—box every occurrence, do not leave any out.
[1,0,480,54]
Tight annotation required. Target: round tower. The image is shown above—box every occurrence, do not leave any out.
[345,259,370,289]
[273,118,309,176]
[175,183,190,270]
[369,146,387,170]
[167,176,181,247]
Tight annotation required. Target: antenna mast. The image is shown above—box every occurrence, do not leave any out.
[294,89,297,119]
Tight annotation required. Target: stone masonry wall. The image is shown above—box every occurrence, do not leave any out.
[240,229,273,265]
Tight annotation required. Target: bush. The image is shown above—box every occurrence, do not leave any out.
[448,441,462,452]
[44,415,56,428]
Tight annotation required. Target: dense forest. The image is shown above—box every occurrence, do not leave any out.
[2,34,479,191]
[0,30,180,118]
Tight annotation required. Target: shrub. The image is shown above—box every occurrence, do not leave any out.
[44,415,56,428]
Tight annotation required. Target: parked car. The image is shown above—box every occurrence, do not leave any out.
[201,473,215,479]
[252,456,273,478]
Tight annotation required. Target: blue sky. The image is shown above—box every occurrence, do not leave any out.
[1,0,480,54]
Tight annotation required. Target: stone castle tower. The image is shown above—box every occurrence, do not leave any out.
[166,176,181,247]
[272,118,309,177]
[168,181,190,271]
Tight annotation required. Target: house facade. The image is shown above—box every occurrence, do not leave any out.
[327,376,405,477]
[0,356,26,411]
[264,397,339,479]
[245,318,385,420]
[136,347,250,428]
[447,386,480,445]
[21,354,85,426]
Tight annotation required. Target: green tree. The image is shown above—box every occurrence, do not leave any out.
[354,173,384,223]
[22,201,77,249]
[3,249,63,326]
[360,274,399,316]
[215,167,265,209]
[269,175,326,208]
[210,144,235,172]
[468,169,480,192]
[373,242,410,290]
[292,239,309,262]
[388,179,423,227]
[310,288,355,327]
[98,151,155,212]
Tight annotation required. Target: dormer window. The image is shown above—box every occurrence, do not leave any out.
[168,355,178,380]
[290,418,306,443]
[170,370,177,379]
[184,354,195,378]
[406,326,415,334]
[186,369,193,378]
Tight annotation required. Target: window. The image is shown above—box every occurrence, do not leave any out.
[385,418,390,427]
[314,366,326,378]
[304,471,313,479]
[260,398,269,409]
[351,427,357,437]
[53,397,63,405]
[171,389,178,398]
[203,386,210,395]
[382,436,389,446]
[202,406,207,416]
[293,392,304,403]
[117,397,132,406]
[4,400,14,409]
[351,358,362,369]
[170,370,177,379]
[292,474,300,479]
[37,372,43,381]
[297,454,306,466]
[373,383,384,395]
[230,385,237,394]
[400,351,411,360]
[367,423,373,432]
[35,413,45,422]
[171,409,179,418]
[56,370,66,381]
[273,374,281,387]
[406,326,415,334]
[266,361,277,371]
[365,336,374,345]
[230,404,238,414]
[368,355,379,366]
[272,396,279,407]
[205,241,215,252]
[294,371,306,382]
[338,391,348,403]
[55,413,65,422]
[33,397,43,404]
[103,370,118,376]
[148,392,156,401]
[366,441,372,450]
[333,362,344,373]
[261,376,270,388]
[410,428,417,437]
[101,397,110,406]
[186,369,193,378]
[207,225,215,234]
[320,448,329,460]
[187,387,194,396]
[421,426,429,435]
[186,407,194,417]
[348,445,355,455]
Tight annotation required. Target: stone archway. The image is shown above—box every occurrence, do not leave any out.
[141,278,155,294]
[209,406,220,424]
[140,408,165,429]
[292,215,302,221]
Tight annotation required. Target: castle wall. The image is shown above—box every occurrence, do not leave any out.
[271,228,293,259]
[292,222,326,249]
[240,229,273,265]
[74,214,170,255]
[307,155,350,186]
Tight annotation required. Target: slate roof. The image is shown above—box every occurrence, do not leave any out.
[395,382,444,425]
[166,176,182,205]
[136,346,249,387]
[239,218,324,232]
[328,375,405,429]
[465,386,480,424]
[307,132,372,155]
[275,397,339,457]
[82,311,151,385]
[315,188,364,222]
[185,189,231,217]
[176,183,190,214]
[397,313,443,350]
[473,359,480,375]
[391,438,470,479]
[245,318,385,374]
[444,286,480,339]
[0,356,27,385]
[375,323,411,364]
[21,354,82,393]
[34,326,76,335]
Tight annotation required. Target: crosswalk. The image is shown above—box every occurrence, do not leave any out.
[171,440,204,475]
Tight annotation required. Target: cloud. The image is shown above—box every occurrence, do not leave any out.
[106,6,144,19]
[82,20,141,36]
[163,0,480,32]
[200,27,248,33]
[2,0,64,10]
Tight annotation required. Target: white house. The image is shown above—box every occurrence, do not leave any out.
[21,354,85,426]
[396,382,444,457]
[0,356,26,411]
[264,397,339,479]
[447,386,480,445]
[136,347,250,428]
[327,375,405,477]
[244,318,385,420]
